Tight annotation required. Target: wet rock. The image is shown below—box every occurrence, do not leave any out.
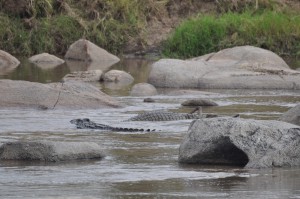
[102,70,134,84]
[0,79,121,109]
[181,99,218,106]
[179,118,300,168]
[144,98,155,103]
[278,104,300,126]
[149,46,300,89]
[65,39,120,71]
[130,83,158,96]
[0,50,20,75]
[28,53,65,69]
[63,70,103,82]
[0,141,104,162]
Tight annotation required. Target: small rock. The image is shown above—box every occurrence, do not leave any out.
[28,53,65,69]
[130,83,158,96]
[181,99,218,106]
[144,98,155,103]
[63,70,103,82]
[102,70,134,84]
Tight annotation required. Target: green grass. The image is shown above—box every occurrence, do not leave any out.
[0,0,299,57]
[0,0,167,56]
[163,10,300,58]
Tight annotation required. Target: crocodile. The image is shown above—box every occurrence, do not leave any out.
[70,118,155,132]
[126,107,218,121]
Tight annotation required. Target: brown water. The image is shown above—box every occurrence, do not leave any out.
[0,57,300,199]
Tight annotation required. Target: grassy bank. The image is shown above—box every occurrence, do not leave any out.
[0,0,167,56]
[0,0,300,57]
[163,10,300,59]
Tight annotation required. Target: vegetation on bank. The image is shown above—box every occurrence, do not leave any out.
[0,0,167,56]
[163,10,300,59]
[0,0,299,58]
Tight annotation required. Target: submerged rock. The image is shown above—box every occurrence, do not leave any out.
[0,79,121,109]
[63,70,103,82]
[65,39,120,71]
[28,53,65,69]
[179,118,300,168]
[149,46,300,89]
[0,141,104,162]
[279,104,300,126]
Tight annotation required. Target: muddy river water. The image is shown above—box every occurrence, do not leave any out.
[0,58,300,198]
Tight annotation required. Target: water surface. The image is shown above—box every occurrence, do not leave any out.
[0,57,300,198]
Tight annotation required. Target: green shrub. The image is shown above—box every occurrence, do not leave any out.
[163,10,300,58]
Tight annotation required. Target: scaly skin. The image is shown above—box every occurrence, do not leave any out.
[70,118,155,132]
[126,110,202,121]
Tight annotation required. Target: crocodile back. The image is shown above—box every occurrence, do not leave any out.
[127,111,198,121]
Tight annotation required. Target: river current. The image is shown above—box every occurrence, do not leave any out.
[0,58,300,198]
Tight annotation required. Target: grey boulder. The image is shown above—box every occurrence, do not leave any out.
[130,83,158,96]
[149,46,300,89]
[0,141,104,162]
[0,50,20,75]
[101,70,134,90]
[28,53,65,69]
[65,39,120,71]
[0,79,121,109]
[279,104,300,126]
[179,118,300,168]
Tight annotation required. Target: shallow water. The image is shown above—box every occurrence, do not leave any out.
[0,58,300,198]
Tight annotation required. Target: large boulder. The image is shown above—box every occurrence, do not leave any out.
[179,118,300,168]
[28,53,65,69]
[0,50,20,75]
[0,141,104,162]
[63,70,103,82]
[0,79,121,109]
[279,104,300,126]
[149,46,300,89]
[65,39,120,71]
[130,83,158,96]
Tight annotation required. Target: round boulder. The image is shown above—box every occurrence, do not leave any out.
[130,83,158,96]
[181,99,218,106]
[28,53,65,69]
[102,70,134,84]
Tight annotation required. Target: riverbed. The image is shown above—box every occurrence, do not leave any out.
[0,58,300,198]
